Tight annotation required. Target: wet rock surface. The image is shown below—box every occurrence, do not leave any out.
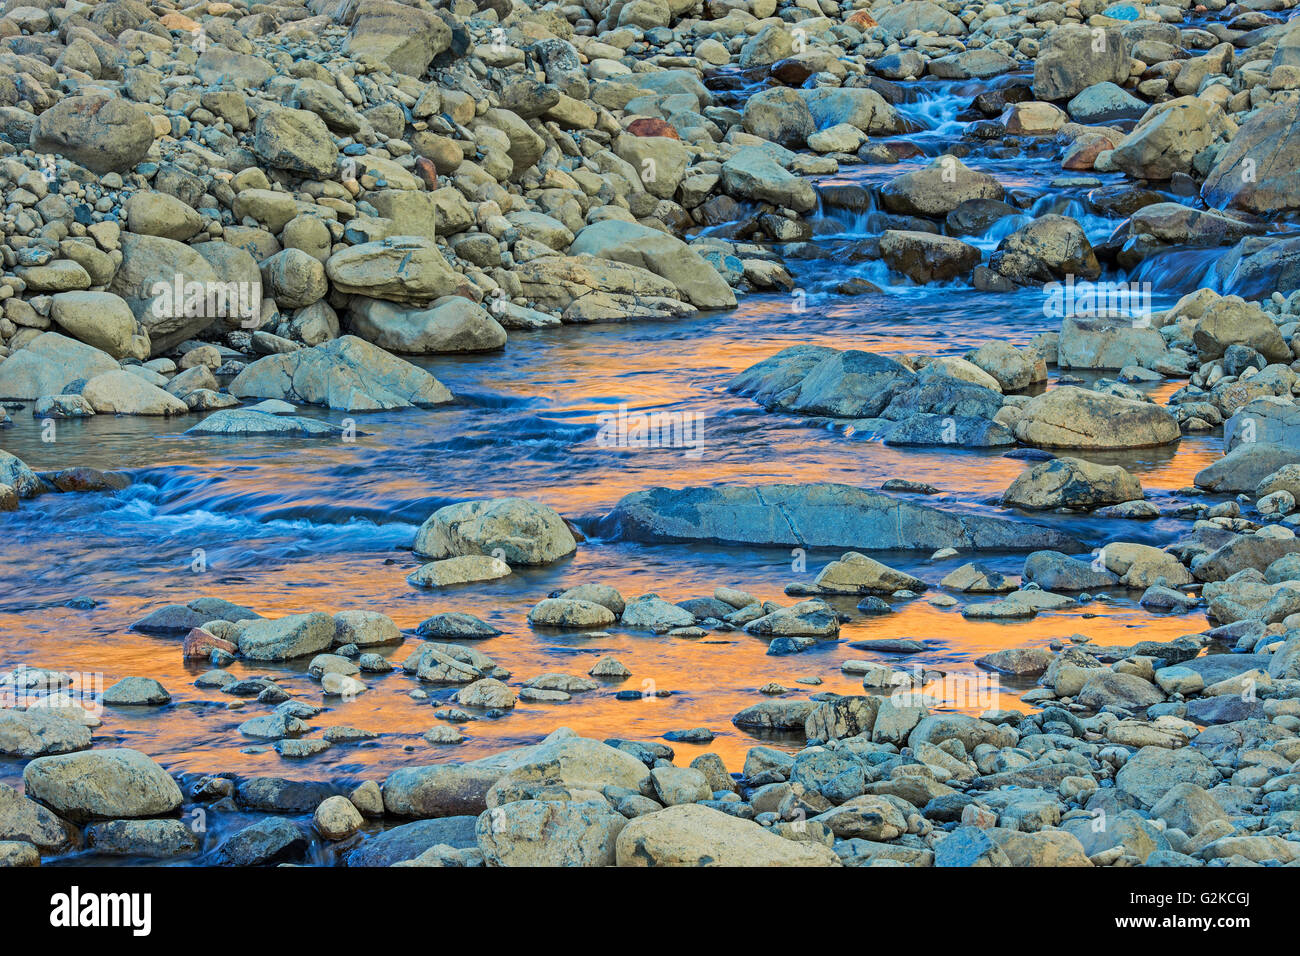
[3,0,1300,872]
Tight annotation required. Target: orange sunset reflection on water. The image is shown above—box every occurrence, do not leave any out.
[0,291,1230,785]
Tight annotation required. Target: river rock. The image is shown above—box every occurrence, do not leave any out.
[408,555,512,588]
[528,598,615,628]
[1033,25,1128,101]
[325,238,462,305]
[230,335,453,411]
[1002,457,1142,511]
[414,497,576,565]
[1115,746,1219,808]
[102,677,170,706]
[476,799,626,866]
[22,748,182,824]
[82,370,189,416]
[1202,99,1300,216]
[1111,96,1228,180]
[0,332,118,400]
[569,220,735,309]
[0,709,91,757]
[49,292,138,359]
[0,451,42,499]
[30,93,154,174]
[1057,316,1169,370]
[347,298,506,354]
[235,612,335,661]
[615,803,839,866]
[802,552,925,595]
[0,784,74,852]
[879,230,981,283]
[881,156,1002,217]
[85,819,200,858]
[1013,386,1179,449]
[720,148,816,213]
[597,482,1081,552]
[215,817,309,866]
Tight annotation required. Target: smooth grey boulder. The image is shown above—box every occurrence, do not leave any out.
[345,816,477,866]
[230,335,453,411]
[186,409,349,437]
[597,483,1083,552]
[0,332,117,400]
[30,93,154,173]
[22,748,183,823]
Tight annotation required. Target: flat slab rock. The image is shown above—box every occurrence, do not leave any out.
[595,483,1083,553]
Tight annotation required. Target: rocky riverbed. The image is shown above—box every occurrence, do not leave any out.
[3,0,1300,867]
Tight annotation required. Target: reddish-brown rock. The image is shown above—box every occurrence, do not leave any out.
[626,118,679,139]
[183,627,237,660]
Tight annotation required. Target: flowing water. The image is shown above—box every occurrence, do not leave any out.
[0,69,1267,862]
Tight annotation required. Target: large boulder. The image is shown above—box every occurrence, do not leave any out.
[1196,442,1300,493]
[597,482,1082,552]
[82,370,189,416]
[874,1,963,39]
[1202,100,1300,216]
[325,238,462,305]
[991,216,1100,283]
[1033,25,1129,101]
[1002,457,1143,511]
[22,748,182,823]
[569,221,735,310]
[0,332,117,400]
[881,156,1002,218]
[0,451,41,498]
[879,231,981,283]
[741,87,814,148]
[1067,82,1148,124]
[802,87,906,135]
[1169,291,1290,364]
[1115,746,1218,808]
[347,297,506,353]
[343,0,451,76]
[414,497,577,566]
[612,133,688,199]
[1126,204,1262,249]
[615,804,840,865]
[229,335,453,411]
[345,816,477,865]
[476,800,627,866]
[253,107,339,179]
[1057,316,1169,370]
[1224,398,1300,452]
[0,783,75,852]
[1013,386,1180,449]
[383,764,503,818]
[50,292,138,358]
[1111,97,1229,180]
[512,255,691,322]
[481,731,653,797]
[30,93,154,173]
[760,349,915,418]
[720,148,816,213]
[234,612,336,661]
[109,233,226,354]
[0,709,91,757]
